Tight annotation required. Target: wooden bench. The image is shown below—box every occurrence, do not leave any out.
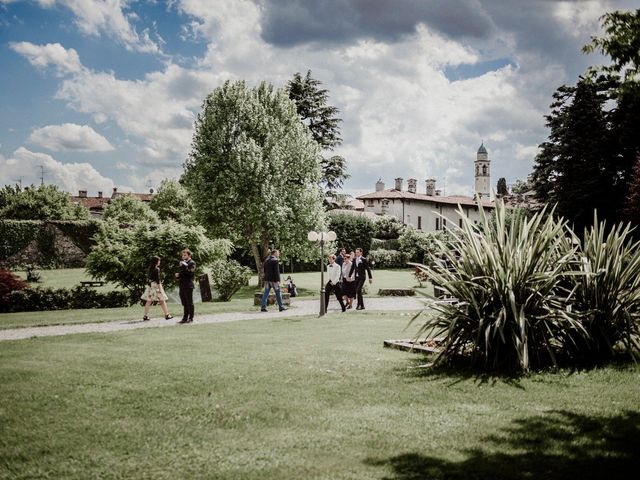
[80,280,105,287]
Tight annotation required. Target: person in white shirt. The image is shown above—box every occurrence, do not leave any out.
[325,254,346,312]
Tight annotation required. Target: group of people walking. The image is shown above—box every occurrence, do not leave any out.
[141,248,196,324]
[325,247,373,312]
[141,245,374,320]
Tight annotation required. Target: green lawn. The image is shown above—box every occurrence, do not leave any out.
[0,314,638,479]
[3,268,423,330]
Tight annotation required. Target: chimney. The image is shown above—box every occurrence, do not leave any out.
[113,187,118,193]
[425,178,436,196]
[97,191,103,198]
[78,190,87,198]
[375,179,385,192]
[394,177,403,191]
[407,178,417,194]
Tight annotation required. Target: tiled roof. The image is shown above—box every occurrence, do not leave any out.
[111,192,154,202]
[70,196,110,210]
[357,189,493,208]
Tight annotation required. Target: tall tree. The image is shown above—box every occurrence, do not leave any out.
[287,70,350,194]
[0,184,88,220]
[102,195,159,225]
[149,179,196,225]
[531,78,614,232]
[625,154,640,222]
[182,80,326,284]
[496,177,508,196]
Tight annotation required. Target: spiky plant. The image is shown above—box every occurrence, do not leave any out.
[410,202,585,373]
[568,218,640,362]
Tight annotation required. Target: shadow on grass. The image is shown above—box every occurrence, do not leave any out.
[366,410,640,480]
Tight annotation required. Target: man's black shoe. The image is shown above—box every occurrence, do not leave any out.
[187,318,194,323]
[178,318,189,324]
[260,308,268,312]
[356,306,364,310]
[279,308,287,312]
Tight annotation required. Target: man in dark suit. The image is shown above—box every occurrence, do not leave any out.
[260,249,286,312]
[176,248,196,323]
[349,247,373,310]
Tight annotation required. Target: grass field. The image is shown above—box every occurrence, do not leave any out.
[0,313,638,479]
[3,268,423,330]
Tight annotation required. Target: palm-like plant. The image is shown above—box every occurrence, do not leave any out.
[568,218,640,362]
[411,202,584,373]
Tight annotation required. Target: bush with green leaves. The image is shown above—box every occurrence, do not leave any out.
[372,215,403,240]
[367,249,405,269]
[0,184,89,220]
[86,220,231,299]
[411,202,584,373]
[0,268,27,305]
[1,286,130,313]
[149,179,197,226]
[327,212,374,254]
[371,238,400,251]
[209,259,253,301]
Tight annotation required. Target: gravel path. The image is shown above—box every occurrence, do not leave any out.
[0,297,425,342]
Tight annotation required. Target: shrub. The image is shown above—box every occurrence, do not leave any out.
[410,202,584,373]
[372,215,403,239]
[327,212,375,254]
[368,249,406,269]
[209,259,253,301]
[397,227,437,263]
[0,268,27,304]
[0,286,130,313]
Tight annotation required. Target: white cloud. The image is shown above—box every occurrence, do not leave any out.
[0,147,116,194]
[40,0,160,53]
[10,42,82,75]
[28,123,114,152]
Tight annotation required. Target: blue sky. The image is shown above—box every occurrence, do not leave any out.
[0,0,637,198]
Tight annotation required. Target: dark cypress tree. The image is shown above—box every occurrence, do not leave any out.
[287,70,350,194]
[625,154,640,224]
[496,177,508,196]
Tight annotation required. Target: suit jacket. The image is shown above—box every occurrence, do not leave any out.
[178,259,196,288]
[264,255,281,282]
[349,256,372,281]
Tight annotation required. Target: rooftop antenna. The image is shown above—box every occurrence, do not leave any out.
[37,165,46,186]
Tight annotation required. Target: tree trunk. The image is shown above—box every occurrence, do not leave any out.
[252,243,265,288]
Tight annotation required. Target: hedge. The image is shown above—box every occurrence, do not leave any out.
[0,286,131,313]
[0,220,101,268]
[368,249,406,269]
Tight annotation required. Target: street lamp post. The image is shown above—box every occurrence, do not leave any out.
[308,230,337,316]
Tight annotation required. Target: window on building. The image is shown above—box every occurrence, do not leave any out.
[443,218,447,231]
[435,218,440,230]
[406,214,411,226]
[367,200,374,207]
[459,218,463,228]
[418,216,422,230]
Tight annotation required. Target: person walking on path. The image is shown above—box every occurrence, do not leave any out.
[261,249,286,312]
[141,256,173,321]
[341,252,356,309]
[176,249,196,324]
[335,248,346,267]
[350,247,373,310]
[325,254,346,312]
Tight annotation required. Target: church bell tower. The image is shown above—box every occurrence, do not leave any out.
[474,142,490,200]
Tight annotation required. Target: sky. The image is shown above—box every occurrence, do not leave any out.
[0,0,637,199]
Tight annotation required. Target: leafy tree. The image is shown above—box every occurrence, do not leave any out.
[327,212,375,254]
[209,259,252,301]
[149,179,196,225]
[0,184,89,220]
[496,177,508,196]
[102,195,159,225]
[511,179,532,195]
[182,80,326,284]
[625,154,640,222]
[287,70,350,193]
[373,215,404,240]
[583,9,640,89]
[85,220,231,298]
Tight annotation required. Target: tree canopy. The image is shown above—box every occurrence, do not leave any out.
[496,178,508,196]
[149,179,196,225]
[287,70,350,194]
[182,80,326,283]
[0,184,89,220]
[102,195,159,225]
